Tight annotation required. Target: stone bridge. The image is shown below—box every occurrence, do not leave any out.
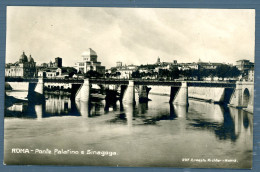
[228,81,254,113]
[5,77,254,113]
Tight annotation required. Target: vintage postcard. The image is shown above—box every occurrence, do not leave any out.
[4,7,255,168]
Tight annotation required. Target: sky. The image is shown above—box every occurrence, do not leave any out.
[6,7,255,68]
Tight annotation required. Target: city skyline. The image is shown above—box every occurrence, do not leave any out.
[5,50,253,68]
[6,7,255,68]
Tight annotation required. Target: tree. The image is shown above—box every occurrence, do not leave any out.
[229,66,240,78]
[215,64,240,80]
[111,67,117,73]
[169,66,180,80]
[85,70,102,78]
[158,69,170,78]
[132,70,141,78]
[181,69,192,78]
[105,72,110,78]
[115,71,121,78]
[216,64,229,79]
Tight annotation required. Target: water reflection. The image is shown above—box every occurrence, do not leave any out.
[45,95,71,115]
[76,100,104,118]
[125,105,133,127]
[76,101,90,118]
[35,104,43,120]
[229,107,253,136]
[5,92,80,119]
[185,100,253,142]
[173,104,187,118]
[5,92,253,144]
[4,91,253,168]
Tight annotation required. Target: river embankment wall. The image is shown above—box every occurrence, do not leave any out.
[149,86,226,103]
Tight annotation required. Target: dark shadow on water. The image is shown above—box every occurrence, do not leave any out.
[104,101,118,114]
[108,102,178,125]
[108,113,127,124]
[189,105,238,142]
[243,114,249,129]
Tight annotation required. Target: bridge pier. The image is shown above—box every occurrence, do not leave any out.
[170,81,188,106]
[75,79,90,102]
[229,81,243,108]
[28,77,45,102]
[245,101,254,113]
[34,77,44,95]
[35,104,43,120]
[228,81,254,113]
[138,85,151,102]
[123,80,135,105]
[243,82,254,113]
[119,85,127,102]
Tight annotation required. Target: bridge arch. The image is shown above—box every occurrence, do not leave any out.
[243,88,250,108]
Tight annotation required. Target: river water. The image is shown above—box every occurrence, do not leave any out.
[4,90,253,168]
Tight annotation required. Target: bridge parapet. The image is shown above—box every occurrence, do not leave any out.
[5,77,38,83]
[187,82,236,88]
[89,78,128,85]
[45,78,84,84]
[134,80,182,87]
[5,77,238,88]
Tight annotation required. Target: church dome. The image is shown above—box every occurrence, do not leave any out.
[19,52,28,63]
[81,48,97,57]
[28,55,34,62]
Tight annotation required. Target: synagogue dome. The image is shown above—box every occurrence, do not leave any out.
[81,48,97,57]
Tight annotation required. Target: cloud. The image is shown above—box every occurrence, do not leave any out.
[6,7,255,68]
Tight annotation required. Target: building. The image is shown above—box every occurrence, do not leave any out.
[236,59,254,74]
[41,63,49,68]
[154,64,171,73]
[74,48,105,74]
[248,68,254,82]
[178,63,199,70]
[156,57,161,64]
[107,62,137,79]
[55,57,62,67]
[116,61,123,67]
[37,57,76,78]
[37,66,76,78]
[5,52,36,77]
[117,65,138,79]
[178,59,224,71]
[41,57,62,68]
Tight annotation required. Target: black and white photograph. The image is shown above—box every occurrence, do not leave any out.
[4,6,255,168]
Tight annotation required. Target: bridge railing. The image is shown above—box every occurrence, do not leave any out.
[89,78,129,85]
[44,78,84,84]
[4,76,237,88]
[5,77,39,82]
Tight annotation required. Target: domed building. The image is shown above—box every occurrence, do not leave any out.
[5,52,36,77]
[81,48,97,62]
[19,52,28,63]
[74,48,105,74]
[28,55,34,63]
